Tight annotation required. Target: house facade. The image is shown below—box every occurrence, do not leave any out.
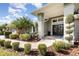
[32,3,79,41]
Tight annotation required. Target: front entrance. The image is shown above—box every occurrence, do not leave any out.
[53,24,64,36]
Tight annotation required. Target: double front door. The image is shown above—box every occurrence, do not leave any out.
[53,24,64,36]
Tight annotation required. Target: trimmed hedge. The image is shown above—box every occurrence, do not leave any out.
[19,34,30,41]
[65,35,73,42]
[4,41,11,48]
[38,44,47,56]
[24,43,31,54]
[66,25,73,29]
[4,31,12,38]
[0,31,4,35]
[53,41,71,51]
[12,42,19,51]
[0,40,5,46]
[9,34,19,39]
[65,14,74,24]
[65,29,73,34]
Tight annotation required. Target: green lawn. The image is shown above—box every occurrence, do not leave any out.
[0,48,18,56]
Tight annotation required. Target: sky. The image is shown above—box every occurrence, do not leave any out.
[0,3,47,24]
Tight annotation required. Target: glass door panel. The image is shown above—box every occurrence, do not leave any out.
[53,24,63,36]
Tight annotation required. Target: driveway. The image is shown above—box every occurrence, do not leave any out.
[0,35,63,49]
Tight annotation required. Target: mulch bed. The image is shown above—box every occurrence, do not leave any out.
[0,46,39,56]
[1,44,79,56]
[5,38,41,43]
[47,46,79,56]
[1,46,79,56]
[8,38,41,42]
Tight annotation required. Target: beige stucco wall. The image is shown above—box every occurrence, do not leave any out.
[33,3,79,40]
[43,4,64,19]
[44,20,51,36]
[33,3,64,19]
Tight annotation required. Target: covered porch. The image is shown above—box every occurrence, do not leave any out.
[44,16,64,37]
[32,3,64,39]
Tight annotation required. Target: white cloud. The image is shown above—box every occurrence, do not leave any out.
[9,7,22,15]
[8,3,28,19]
[9,7,22,18]
[5,15,11,20]
[9,7,16,15]
[13,13,22,18]
[10,3,27,11]
[31,3,43,8]
[24,14,28,17]
[0,15,12,24]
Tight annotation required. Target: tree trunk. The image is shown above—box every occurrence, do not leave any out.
[16,28,26,34]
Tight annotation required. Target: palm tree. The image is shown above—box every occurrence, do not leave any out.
[10,17,34,34]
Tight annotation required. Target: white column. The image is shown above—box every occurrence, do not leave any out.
[38,13,44,39]
[51,19,53,36]
[64,16,67,40]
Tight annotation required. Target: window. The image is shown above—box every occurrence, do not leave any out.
[58,18,63,21]
[53,24,64,36]
[53,19,57,22]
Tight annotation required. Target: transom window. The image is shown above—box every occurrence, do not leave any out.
[52,17,63,24]
[58,18,63,21]
[53,19,57,22]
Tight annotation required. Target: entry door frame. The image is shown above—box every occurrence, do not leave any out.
[51,17,64,36]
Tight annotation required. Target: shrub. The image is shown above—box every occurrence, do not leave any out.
[0,31,4,35]
[0,40,5,46]
[12,42,19,51]
[65,29,73,34]
[4,41,11,48]
[0,48,18,56]
[65,14,74,24]
[19,33,30,41]
[64,43,71,49]
[66,25,73,29]
[53,41,71,51]
[4,31,12,38]
[65,35,73,42]
[9,34,19,39]
[24,43,31,54]
[38,44,47,56]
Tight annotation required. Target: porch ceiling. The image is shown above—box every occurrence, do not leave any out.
[32,3,64,19]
